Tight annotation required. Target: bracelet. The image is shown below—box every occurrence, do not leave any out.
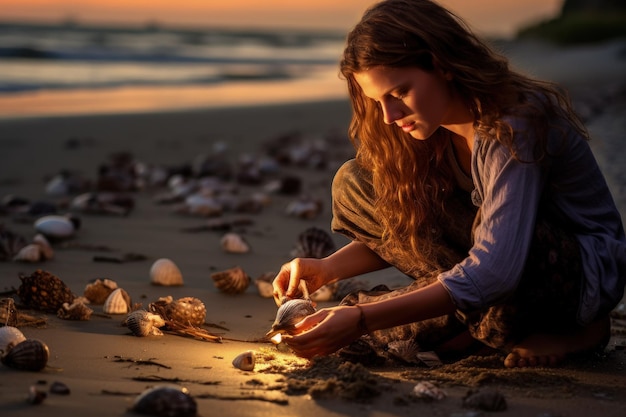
[355,304,370,335]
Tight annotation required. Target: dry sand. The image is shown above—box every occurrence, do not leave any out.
[1,39,626,417]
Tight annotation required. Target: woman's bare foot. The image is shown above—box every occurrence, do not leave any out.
[504,316,611,368]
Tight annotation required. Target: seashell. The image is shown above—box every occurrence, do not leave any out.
[57,299,93,321]
[124,309,166,337]
[17,269,75,313]
[102,288,132,314]
[220,232,250,254]
[387,340,422,364]
[149,296,206,327]
[232,350,255,371]
[0,225,28,261]
[411,381,447,401]
[33,214,80,241]
[12,243,43,263]
[285,196,323,219]
[83,278,118,304]
[32,233,54,260]
[462,388,507,411]
[266,299,316,338]
[28,385,47,404]
[290,226,336,259]
[254,272,275,299]
[0,297,19,327]
[210,266,251,294]
[0,326,26,354]
[49,381,70,395]
[130,385,197,417]
[150,258,184,286]
[1,338,50,371]
[176,193,223,217]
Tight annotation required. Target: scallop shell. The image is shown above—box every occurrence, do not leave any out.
[12,243,43,263]
[17,269,75,313]
[220,232,250,254]
[1,338,50,371]
[83,278,118,304]
[149,296,206,327]
[130,385,197,417]
[266,299,316,337]
[232,350,255,371]
[0,326,26,354]
[57,299,93,321]
[290,226,336,259]
[411,381,447,401]
[102,288,132,314]
[33,214,80,240]
[124,309,166,337]
[462,388,507,411]
[387,340,422,364]
[150,258,184,286]
[210,266,251,294]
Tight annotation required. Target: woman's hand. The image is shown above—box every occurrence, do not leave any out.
[272,257,332,306]
[282,305,364,359]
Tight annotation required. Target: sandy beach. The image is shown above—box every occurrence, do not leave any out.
[1,38,626,417]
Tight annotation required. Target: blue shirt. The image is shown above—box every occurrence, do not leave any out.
[438,115,626,325]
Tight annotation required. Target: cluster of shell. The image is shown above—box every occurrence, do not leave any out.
[0,326,50,372]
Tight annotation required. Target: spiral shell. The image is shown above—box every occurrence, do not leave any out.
[266,299,316,337]
[102,288,132,314]
[1,338,50,371]
[83,278,118,304]
[149,296,206,327]
[57,299,93,321]
[0,326,26,354]
[232,350,255,371]
[125,309,166,337]
[150,258,184,286]
[290,226,336,259]
[130,385,197,417]
[17,269,75,313]
[0,225,28,261]
[210,266,250,294]
[220,232,250,254]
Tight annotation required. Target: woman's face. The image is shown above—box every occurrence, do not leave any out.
[354,65,463,140]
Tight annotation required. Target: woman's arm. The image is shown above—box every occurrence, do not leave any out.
[272,240,389,303]
[284,280,456,358]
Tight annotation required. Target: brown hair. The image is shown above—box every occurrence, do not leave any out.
[339,0,587,268]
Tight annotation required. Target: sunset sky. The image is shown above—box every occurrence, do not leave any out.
[1,0,563,37]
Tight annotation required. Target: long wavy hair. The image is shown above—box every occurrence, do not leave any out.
[339,0,588,268]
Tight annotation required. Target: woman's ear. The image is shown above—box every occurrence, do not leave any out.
[432,57,453,80]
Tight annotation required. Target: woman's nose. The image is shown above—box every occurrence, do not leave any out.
[381,101,403,124]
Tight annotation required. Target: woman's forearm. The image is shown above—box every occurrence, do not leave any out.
[324,241,390,282]
[358,281,456,331]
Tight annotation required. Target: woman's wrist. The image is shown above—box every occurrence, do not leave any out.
[354,304,370,335]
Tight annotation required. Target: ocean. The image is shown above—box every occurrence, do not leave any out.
[0,21,349,117]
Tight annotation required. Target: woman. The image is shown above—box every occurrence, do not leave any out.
[272,0,626,368]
